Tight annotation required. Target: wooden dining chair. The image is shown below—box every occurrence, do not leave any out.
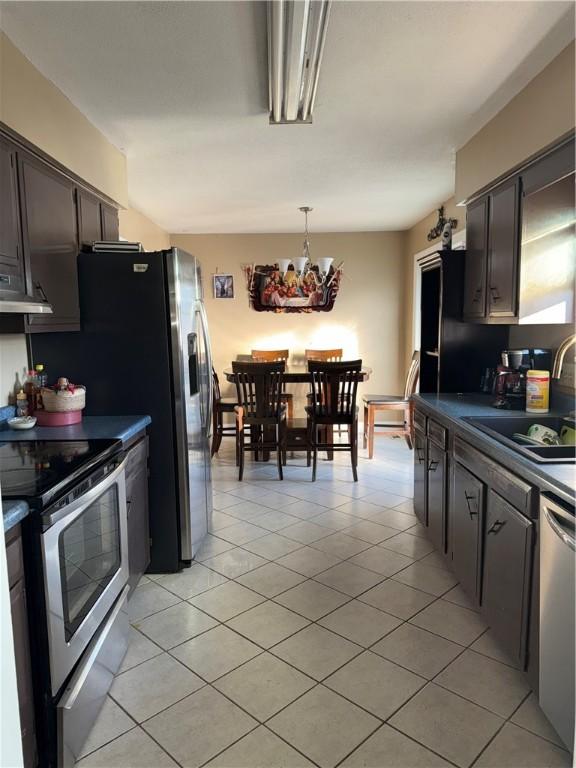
[305,349,344,433]
[306,359,362,482]
[251,349,293,418]
[233,361,287,481]
[305,348,343,362]
[211,368,238,458]
[362,351,420,458]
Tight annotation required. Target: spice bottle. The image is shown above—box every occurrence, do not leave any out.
[16,389,29,417]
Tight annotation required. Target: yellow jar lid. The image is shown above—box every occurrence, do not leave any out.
[527,370,549,376]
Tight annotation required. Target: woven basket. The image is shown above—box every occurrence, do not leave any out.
[41,386,86,413]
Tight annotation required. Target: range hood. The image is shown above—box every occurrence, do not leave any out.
[0,273,53,314]
[0,291,53,314]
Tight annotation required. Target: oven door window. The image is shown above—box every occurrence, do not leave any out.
[59,484,121,641]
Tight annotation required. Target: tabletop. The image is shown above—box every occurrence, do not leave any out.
[223,366,372,383]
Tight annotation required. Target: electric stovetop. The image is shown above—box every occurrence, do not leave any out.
[0,439,122,510]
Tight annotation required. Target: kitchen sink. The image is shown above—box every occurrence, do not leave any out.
[462,415,576,464]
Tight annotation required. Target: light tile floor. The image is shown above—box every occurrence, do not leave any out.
[77,440,572,768]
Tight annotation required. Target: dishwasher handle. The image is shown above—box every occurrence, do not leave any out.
[543,506,575,552]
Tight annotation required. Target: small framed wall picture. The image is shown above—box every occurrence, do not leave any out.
[213,273,234,299]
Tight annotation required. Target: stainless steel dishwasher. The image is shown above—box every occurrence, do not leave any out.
[539,493,575,752]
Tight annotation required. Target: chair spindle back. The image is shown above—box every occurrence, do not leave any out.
[232,361,286,421]
[403,351,421,399]
[305,348,343,362]
[308,360,362,422]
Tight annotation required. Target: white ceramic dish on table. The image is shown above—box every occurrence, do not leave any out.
[8,416,37,430]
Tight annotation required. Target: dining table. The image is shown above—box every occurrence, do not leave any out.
[222,365,373,384]
[223,364,373,463]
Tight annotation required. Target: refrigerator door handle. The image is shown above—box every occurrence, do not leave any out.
[196,303,213,437]
[188,333,200,397]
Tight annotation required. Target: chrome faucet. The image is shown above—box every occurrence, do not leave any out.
[552,334,576,379]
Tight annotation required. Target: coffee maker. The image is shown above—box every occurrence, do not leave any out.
[492,348,552,409]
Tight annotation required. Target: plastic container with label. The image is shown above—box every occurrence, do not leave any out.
[526,370,550,413]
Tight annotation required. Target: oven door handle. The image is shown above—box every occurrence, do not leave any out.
[43,457,127,530]
[59,584,130,711]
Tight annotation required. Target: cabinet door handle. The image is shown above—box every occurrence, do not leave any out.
[487,519,506,534]
[465,492,477,518]
[35,281,49,302]
[428,459,439,472]
[417,450,425,464]
[489,285,501,301]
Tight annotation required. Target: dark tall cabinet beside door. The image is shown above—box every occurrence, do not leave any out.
[18,153,80,331]
[463,199,488,319]
[482,490,534,666]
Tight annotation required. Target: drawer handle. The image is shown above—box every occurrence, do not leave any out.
[487,519,506,535]
[465,492,477,518]
[428,459,439,472]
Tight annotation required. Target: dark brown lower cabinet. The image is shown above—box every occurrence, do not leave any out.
[452,462,484,604]
[413,427,427,526]
[6,525,37,768]
[125,436,150,592]
[427,440,446,552]
[481,490,534,666]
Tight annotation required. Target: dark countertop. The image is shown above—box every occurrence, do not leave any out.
[0,414,151,444]
[1,415,151,532]
[3,499,30,532]
[412,393,575,506]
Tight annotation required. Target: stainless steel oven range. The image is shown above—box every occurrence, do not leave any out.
[0,439,130,767]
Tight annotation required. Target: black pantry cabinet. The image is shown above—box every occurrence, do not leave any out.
[0,126,120,333]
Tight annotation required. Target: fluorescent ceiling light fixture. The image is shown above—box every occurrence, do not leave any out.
[268,0,331,124]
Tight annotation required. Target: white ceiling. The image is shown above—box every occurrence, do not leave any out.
[0,1,573,233]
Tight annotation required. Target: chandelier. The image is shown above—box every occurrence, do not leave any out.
[275,207,335,285]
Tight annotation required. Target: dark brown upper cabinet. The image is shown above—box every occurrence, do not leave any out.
[0,137,26,302]
[462,198,488,319]
[101,202,119,241]
[18,152,81,331]
[77,189,103,246]
[487,179,520,318]
[463,180,520,323]
[463,136,574,325]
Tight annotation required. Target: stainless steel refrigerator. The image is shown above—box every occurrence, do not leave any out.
[31,247,213,571]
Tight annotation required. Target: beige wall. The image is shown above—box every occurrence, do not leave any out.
[170,232,407,410]
[0,31,128,206]
[456,41,575,203]
[119,209,170,251]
